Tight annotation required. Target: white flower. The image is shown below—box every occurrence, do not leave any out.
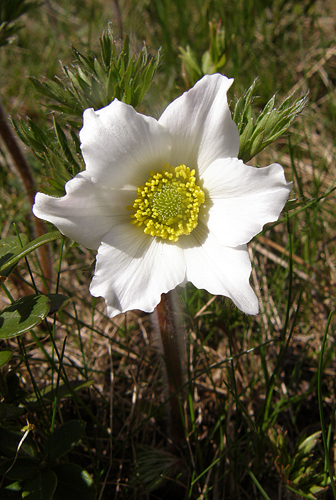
[33,74,292,317]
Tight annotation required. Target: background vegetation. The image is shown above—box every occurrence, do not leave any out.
[0,0,335,498]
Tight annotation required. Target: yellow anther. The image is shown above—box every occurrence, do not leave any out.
[129,163,205,242]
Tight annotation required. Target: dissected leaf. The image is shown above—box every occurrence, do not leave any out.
[13,30,160,196]
[27,30,160,117]
[134,445,185,493]
[233,80,308,162]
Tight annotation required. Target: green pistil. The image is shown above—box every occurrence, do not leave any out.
[129,163,205,242]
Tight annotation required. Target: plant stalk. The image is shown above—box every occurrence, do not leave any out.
[154,290,186,446]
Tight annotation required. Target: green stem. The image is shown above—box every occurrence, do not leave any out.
[154,290,186,446]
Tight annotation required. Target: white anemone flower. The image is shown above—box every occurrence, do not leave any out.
[33,74,292,318]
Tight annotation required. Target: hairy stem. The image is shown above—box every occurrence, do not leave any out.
[154,290,186,446]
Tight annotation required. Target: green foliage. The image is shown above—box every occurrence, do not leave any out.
[0,0,335,498]
[134,446,186,493]
[11,117,82,196]
[0,0,40,48]
[233,79,308,162]
[0,422,95,500]
[0,365,94,499]
[12,30,161,195]
[0,295,51,339]
[52,464,95,500]
[29,31,160,117]
[44,420,84,460]
[22,469,57,500]
[0,235,28,279]
[0,231,62,276]
[0,426,37,458]
[24,380,94,410]
[0,352,12,369]
[0,294,69,339]
[179,19,228,88]
[0,233,69,355]
[0,404,24,422]
[268,429,329,498]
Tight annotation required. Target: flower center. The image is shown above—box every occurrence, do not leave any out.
[129,164,205,242]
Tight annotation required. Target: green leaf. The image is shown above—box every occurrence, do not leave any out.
[0,457,40,480]
[0,231,62,275]
[0,481,22,500]
[0,403,25,421]
[52,117,78,166]
[44,421,84,460]
[0,350,13,368]
[0,234,29,278]
[53,464,95,500]
[134,445,184,493]
[22,469,57,500]
[45,294,70,315]
[298,431,321,455]
[24,380,93,409]
[2,373,21,401]
[0,0,40,48]
[0,295,50,339]
[0,426,38,459]
[233,80,308,162]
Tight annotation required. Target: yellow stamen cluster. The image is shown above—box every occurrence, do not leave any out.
[129,164,205,242]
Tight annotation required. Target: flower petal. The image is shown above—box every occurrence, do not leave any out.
[181,224,258,314]
[80,100,172,189]
[158,74,239,175]
[33,173,134,250]
[202,158,292,247]
[90,224,186,317]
